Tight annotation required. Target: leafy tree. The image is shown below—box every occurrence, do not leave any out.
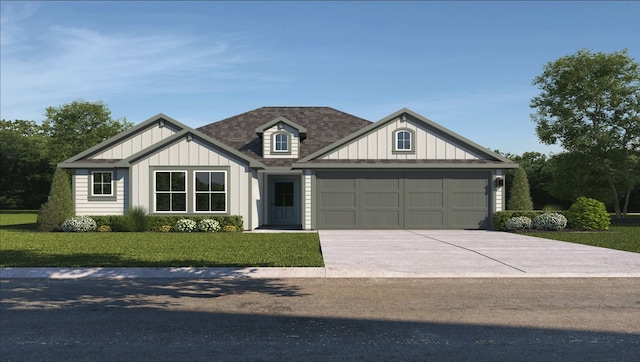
[530,49,640,217]
[42,99,132,165]
[0,119,54,209]
[508,167,534,210]
[37,168,74,231]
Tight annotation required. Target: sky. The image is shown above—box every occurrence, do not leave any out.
[2,1,639,156]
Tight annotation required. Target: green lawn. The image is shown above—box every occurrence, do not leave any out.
[0,211,324,267]
[522,226,640,253]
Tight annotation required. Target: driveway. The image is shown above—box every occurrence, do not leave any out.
[318,230,640,277]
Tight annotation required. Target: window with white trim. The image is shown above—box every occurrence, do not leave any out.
[395,130,413,151]
[154,171,187,212]
[195,171,227,212]
[92,171,113,196]
[274,133,289,152]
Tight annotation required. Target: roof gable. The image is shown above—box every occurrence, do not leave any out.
[298,108,515,165]
[255,116,307,140]
[58,113,187,166]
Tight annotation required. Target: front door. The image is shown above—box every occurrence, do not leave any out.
[269,179,299,225]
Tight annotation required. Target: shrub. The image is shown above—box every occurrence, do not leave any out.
[37,168,74,231]
[97,225,112,232]
[222,225,237,232]
[505,216,532,231]
[61,216,97,232]
[565,197,611,231]
[532,212,567,231]
[507,167,534,211]
[493,211,547,231]
[124,206,149,232]
[198,219,221,232]
[175,219,197,232]
[159,225,172,233]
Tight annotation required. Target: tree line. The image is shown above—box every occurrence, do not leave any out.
[1,49,639,215]
[0,100,132,209]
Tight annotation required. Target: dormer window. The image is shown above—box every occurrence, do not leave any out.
[272,132,291,153]
[393,129,415,153]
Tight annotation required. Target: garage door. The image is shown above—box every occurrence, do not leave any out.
[316,171,489,229]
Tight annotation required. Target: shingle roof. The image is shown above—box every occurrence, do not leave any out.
[197,107,371,166]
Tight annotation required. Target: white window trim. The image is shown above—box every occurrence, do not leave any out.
[272,132,291,153]
[193,170,228,213]
[393,129,415,153]
[153,170,188,213]
[91,171,114,197]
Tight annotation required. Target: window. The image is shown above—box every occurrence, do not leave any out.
[155,171,187,212]
[394,129,413,152]
[92,171,113,196]
[273,132,289,152]
[195,171,227,212]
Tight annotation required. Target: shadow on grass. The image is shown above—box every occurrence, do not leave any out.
[1,279,638,360]
[0,249,284,268]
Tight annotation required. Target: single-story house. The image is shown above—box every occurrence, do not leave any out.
[59,107,518,230]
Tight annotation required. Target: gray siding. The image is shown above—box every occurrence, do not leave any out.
[74,169,129,216]
[315,171,490,229]
[89,122,179,160]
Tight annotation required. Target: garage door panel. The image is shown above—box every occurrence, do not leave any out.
[316,171,489,229]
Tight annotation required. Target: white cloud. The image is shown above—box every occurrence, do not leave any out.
[0,5,257,121]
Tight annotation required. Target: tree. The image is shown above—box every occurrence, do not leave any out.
[37,168,74,231]
[530,49,640,217]
[508,167,534,210]
[42,99,133,165]
[0,119,54,209]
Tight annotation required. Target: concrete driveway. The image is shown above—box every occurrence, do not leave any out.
[318,230,640,277]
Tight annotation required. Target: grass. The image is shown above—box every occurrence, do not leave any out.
[522,226,640,253]
[0,211,324,267]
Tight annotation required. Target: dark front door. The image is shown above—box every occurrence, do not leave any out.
[269,179,299,225]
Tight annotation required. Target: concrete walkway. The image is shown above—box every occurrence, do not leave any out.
[1,230,640,279]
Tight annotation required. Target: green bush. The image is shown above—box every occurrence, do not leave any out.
[37,168,74,231]
[507,167,533,210]
[565,197,611,231]
[124,206,149,232]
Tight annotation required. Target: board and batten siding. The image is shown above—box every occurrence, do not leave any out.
[320,117,481,161]
[262,123,300,158]
[74,169,128,216]
[129,136,255,229]
[89,122,180,160]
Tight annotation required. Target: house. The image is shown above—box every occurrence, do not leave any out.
[59,107,518,230]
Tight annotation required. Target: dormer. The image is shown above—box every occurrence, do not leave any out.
[255,116,307,158]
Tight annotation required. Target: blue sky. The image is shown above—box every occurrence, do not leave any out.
[2,1,639,155]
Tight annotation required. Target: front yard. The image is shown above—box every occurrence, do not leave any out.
[0,211,638,268]
[0,211,324,267]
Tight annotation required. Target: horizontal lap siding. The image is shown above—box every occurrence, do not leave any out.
[74,169,128,216]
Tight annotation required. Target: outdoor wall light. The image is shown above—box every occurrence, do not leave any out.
[495,178,504,187]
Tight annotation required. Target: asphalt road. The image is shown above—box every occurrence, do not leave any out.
[1,278,639,361]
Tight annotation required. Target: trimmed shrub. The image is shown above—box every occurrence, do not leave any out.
[532,212,567,231]
[175,219,197,232]
[37,168,74,231]
[507,167,534,211]
[505,216,532,231]
[198,219,221,232]
[61,216,97,232]
[159,225,172,233]
[89,215,244,232]
[222,225,237,232]
[97,225,112,232]
[493,210,547,231]
[565,197,611,231]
